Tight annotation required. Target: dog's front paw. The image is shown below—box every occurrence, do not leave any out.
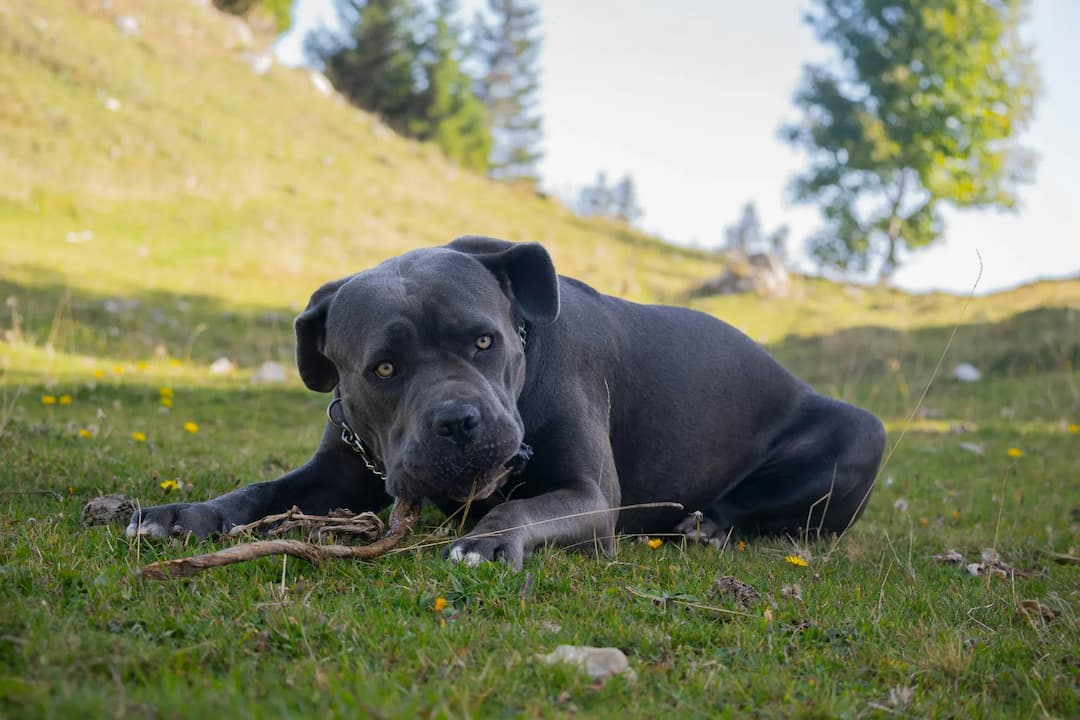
[446,531,525,571]
[126,502,227,540]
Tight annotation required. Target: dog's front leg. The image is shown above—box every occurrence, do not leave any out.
[447,482,617,571]
[127,421,391,540]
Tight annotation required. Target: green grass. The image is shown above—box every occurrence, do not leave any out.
[2,0,1080,717]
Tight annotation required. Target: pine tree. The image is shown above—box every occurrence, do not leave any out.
[474,0,543,182]
[612,175,642,224]
[411,0,492,172]
[317,0,424,133]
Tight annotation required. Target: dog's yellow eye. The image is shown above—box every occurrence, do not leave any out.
[475,334,493,351]
[374,362,395,379]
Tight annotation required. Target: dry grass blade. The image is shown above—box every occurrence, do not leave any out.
[136,499,421,580]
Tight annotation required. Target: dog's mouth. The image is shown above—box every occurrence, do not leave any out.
[397,441,532,504]
[446,466,513,503]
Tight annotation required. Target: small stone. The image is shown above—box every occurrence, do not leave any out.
[209,357,234,374]
[951,363,982,382]
[710,575,759,608]
[541,645,636,683]
[251,361,287,383]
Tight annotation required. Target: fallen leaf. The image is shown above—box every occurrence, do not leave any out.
[710,575,759,608]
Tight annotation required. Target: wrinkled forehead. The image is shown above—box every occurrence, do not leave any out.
[324,249,511,348]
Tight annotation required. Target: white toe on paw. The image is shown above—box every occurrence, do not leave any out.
[127,521,165,538]
[448,546,465,562]
[464,551,484,567]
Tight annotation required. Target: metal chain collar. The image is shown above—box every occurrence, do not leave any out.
[326,397,386,479]
[325,322,528,476]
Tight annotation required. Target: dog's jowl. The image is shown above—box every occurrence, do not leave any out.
[128,237,886,569]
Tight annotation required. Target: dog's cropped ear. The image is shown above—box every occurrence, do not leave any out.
[472,241,560,325]
[294,276,349,392]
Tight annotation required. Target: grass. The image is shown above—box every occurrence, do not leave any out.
[2,0,1080,717]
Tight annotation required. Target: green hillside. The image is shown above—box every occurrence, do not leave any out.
[1,2,1078,718]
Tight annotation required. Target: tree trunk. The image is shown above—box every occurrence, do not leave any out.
[877,174,907,285]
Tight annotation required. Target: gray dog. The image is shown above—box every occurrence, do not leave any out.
[128,237,885,568]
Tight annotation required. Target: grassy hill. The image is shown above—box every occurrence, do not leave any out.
[1,1,1078,718]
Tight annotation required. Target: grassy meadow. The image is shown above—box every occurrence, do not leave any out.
[2,1,1079,717]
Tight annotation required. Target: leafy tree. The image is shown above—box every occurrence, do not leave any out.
[315,0,424,133]
[411,0,492,172]
[473,0,544,182]
[782,0,1039,281]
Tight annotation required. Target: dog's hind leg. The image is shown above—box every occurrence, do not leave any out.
[703,394,885,538]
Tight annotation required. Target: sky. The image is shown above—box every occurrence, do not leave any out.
[276,0,1080,295]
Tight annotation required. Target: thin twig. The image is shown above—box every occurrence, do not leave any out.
[626,586,750,617]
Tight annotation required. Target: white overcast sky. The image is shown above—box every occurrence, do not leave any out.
[277,0,1080,294]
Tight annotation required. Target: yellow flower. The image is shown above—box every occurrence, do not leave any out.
[784,555,808,567]
[131,432,147,442]
[183,421,199,434]
[433,597,447,612]
[159,387,174,398]
[59,395,73,405]
[169,358,181,367]
[1067,423,1078,434]
[92,369,105,379]
[763,607,773,622]
[136,361,148,371]
[41,395,56,405]
[160,479,179,492]
[160,397,173,408]
[78,428,93,438]
[951,509,959,521]
[1007,447,1023,458]
[736,540,747,552]
[112,366,124,375]
[647,538,663,549]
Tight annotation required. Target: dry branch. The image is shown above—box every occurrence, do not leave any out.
[136,499,421,580]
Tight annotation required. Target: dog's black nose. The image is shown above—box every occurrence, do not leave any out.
[433,403,481,448]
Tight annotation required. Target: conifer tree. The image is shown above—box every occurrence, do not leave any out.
[473,0,543,182]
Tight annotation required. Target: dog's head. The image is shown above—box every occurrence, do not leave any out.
[293,237,559,503]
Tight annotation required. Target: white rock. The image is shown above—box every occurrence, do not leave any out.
[310,72,333,97]
[244,52,274,76]
[209,357,235,374]
[541,645,636,683]
[251,361,287,383]
[951,363,982,382]
[959,442,985,455]
[114,15,140,36]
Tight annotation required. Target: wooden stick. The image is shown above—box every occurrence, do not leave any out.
[136,500,421,580]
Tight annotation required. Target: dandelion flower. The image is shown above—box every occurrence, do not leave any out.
[159,387,173,398]
[1007,447,1023,458]
[160,397,172,408]
[169,358,181,367]
[433,597,447,612]
[78,428,93,438]
[41,395,57,405]
[136,361,148,371]
[131,431,147,442]
[1067,423,1078,434]
[647,538,663,549]
[93,369,105,379]
[160,479,179,492]
[183,421,199,434]
[784,555,808,567]
[59,395,73,405]
[951,510,960,521]
[736,540,746,552]
[112,366,124,375]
